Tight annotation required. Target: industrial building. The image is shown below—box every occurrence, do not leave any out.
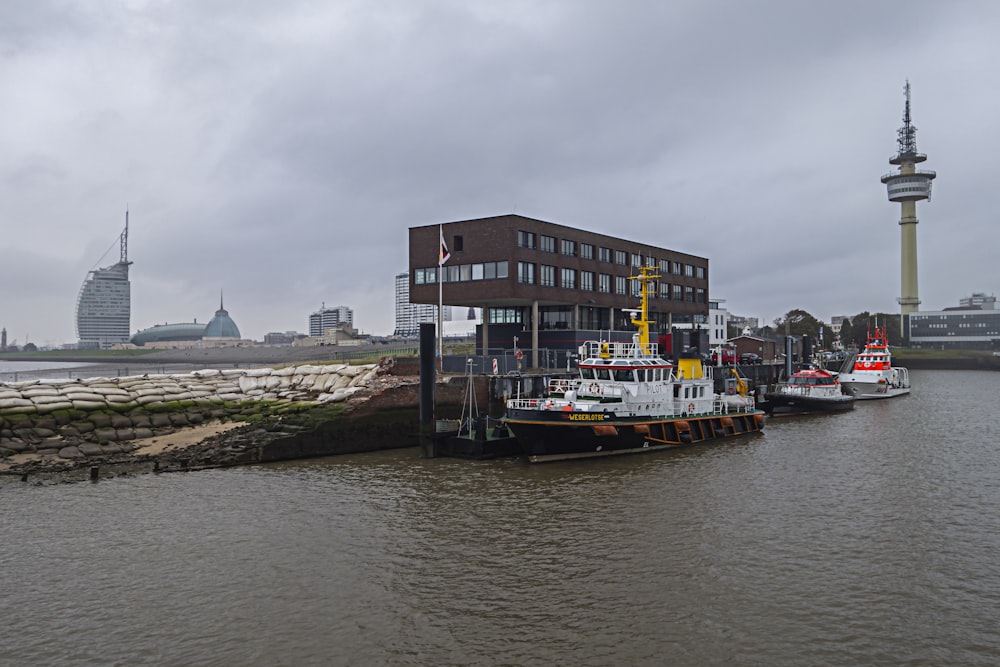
[908,293,1000,350]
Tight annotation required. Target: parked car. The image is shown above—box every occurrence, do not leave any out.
[739,352,762,365]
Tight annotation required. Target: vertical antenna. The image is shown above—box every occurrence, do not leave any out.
[896,79,918,157]
[120,208,129,264]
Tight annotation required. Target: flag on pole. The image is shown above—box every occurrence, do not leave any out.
[439,227,451,266]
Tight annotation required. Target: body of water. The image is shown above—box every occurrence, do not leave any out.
[2,369,999,666]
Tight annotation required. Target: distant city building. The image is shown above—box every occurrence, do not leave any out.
[909,295,1000,350]
[264,331,306,346]
[728,314,759,333]
[394,271,437,337]
[76,215,132,349]
[708,299,729,347]
[1,327,6,351]
[959,292,996,310]
[130,294,244,348]
[131,322,206,347]
[309,304,353,337]
[203,294,241,340]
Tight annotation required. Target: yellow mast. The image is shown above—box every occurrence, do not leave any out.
[628,265,660,354]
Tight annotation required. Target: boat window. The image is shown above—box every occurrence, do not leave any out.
[596,368,611,380]
[613,369,634,382]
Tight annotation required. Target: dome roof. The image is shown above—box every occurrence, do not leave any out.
[204,293,241,339]
[131,323,206,346]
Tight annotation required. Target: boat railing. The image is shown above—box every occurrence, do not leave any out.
[714,395,756,414]
[581,340,659,359]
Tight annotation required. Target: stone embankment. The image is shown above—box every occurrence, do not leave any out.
[1,359,419,479]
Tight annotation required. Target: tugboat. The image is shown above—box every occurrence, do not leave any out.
[839,325,911,400]
[502,266,765,462]
[763,363,855,415]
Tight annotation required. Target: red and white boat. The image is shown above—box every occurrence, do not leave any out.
[839,326,911,400]
[763,363,855,415]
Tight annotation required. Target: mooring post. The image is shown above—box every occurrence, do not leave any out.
[90,466,99,482]
[419,322,437,458]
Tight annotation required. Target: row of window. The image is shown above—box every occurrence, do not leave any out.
[519,262,705,302]
[413,261,509,285]
[516,230,704,279]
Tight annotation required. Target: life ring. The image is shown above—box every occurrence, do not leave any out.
[515,349,524,360]
[589,382,599,394]
[687,402,695,413]
[863,361,871,368]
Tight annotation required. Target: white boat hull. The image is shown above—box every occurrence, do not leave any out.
[840,380,910,400]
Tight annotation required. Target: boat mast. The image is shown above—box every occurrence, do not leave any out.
[628,265,660,353]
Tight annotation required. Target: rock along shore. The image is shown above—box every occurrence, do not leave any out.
[1,357,431,482]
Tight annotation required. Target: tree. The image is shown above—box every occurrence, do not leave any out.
[775,309,825,342]
[838,318,854,349]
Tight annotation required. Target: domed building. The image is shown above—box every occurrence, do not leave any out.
[130,292,244,348]
[203,294,241,340]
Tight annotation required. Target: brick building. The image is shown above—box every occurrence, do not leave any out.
[408,214,710,366]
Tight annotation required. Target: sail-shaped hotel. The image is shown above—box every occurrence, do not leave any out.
[75,213,133,349]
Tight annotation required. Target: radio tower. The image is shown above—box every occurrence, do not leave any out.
[881,81,936,337]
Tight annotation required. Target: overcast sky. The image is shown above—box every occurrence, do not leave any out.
[2,0,997,347]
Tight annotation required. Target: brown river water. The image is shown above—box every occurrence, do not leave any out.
[2,369,999,666]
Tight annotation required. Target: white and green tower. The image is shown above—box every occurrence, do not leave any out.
[880,82,936,337]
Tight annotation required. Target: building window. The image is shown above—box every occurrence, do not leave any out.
[599,274,611,293]
[540,235,556,253]
[674,263,683,276]
[615,276,627,295]
[646,255,656,268]
[696,266,705,280]
[561,239,577,256]
[580,271,594,291]
[673,284,682,300]
[615,250,627,265]
[685,286,694,302]
[415,267,437,284]
[540,264,556,287]
[697,288,706,303]
[660,282,671,299]
[518,231,536,249]
[518,262,535,284]
[561,268,576,289]
[630,278,641,296]
[631,253,642,267]
[453,235,464,252]
[581,243,594,260]
[685,264,694,277]
[599,247,611,263]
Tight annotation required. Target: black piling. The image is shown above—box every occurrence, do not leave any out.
[419,322,437,458]
[89,466,99,482]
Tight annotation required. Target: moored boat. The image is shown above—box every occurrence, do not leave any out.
[839,326,911,399]
[501,266,765,462]
[763,363,855,415]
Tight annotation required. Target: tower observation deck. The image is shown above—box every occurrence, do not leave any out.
[880,81,935,331]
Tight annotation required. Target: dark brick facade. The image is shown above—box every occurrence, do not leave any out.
[408,214,709,330]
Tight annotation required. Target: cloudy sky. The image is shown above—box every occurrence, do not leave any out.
[2,0,997,347]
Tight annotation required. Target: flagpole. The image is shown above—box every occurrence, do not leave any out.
[438,224,444,372]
